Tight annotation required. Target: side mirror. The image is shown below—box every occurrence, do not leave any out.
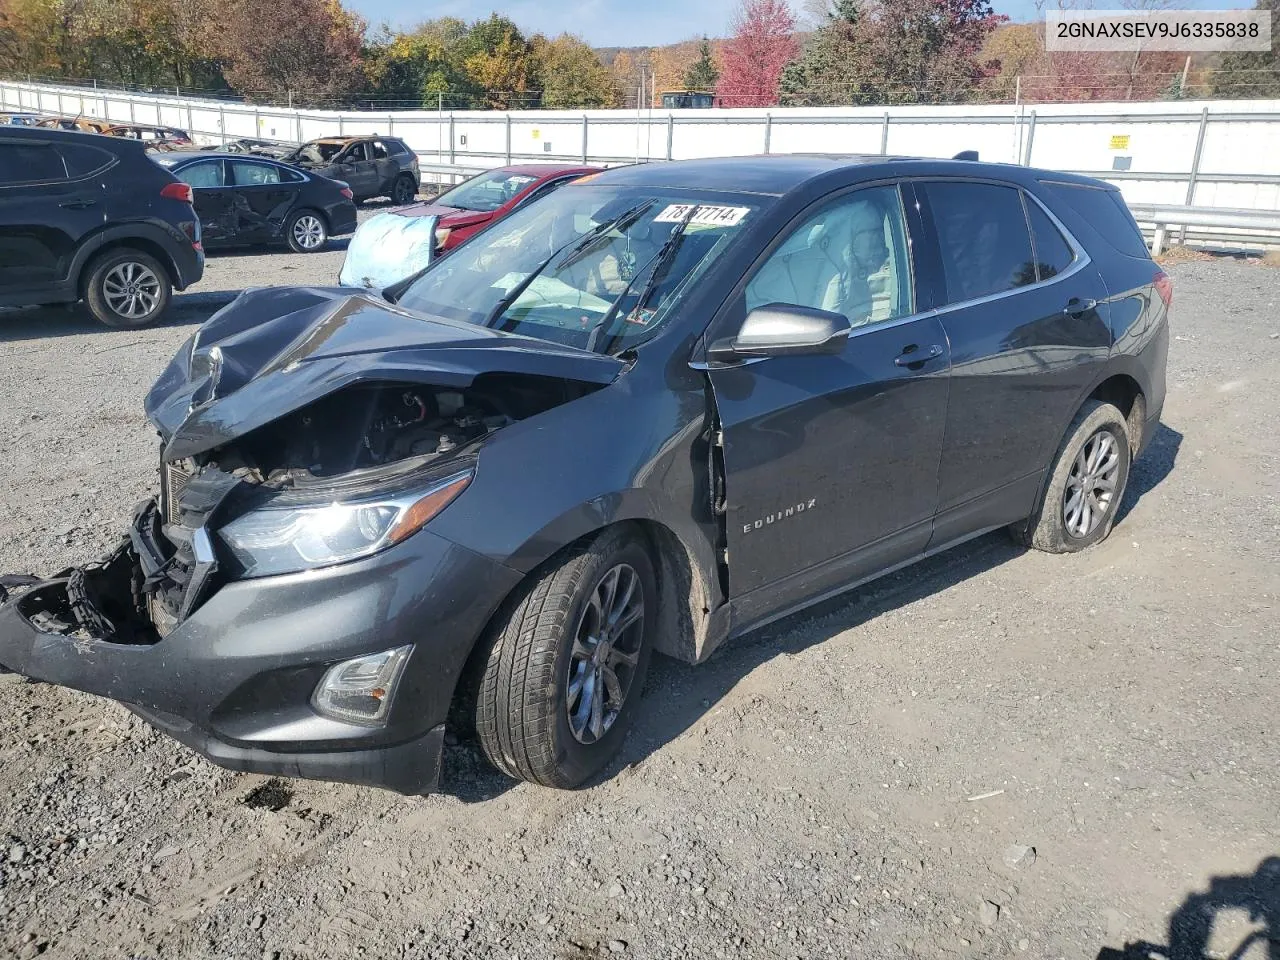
[709,303,851,362]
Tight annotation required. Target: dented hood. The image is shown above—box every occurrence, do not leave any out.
[146,286,624,461]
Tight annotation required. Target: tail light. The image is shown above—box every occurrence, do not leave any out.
[340,186,354,199]
[161,181,193,205]
[1153,270,1173,308]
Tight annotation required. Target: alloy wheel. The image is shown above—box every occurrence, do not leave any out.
[102,262,162,320]
[1063,428,1122,538]
[292,215,325,250]
[566,563,645,745]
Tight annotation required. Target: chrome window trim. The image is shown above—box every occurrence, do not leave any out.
[692,176,1096,370]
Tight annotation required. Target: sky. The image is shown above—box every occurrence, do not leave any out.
[347,0,1255,47]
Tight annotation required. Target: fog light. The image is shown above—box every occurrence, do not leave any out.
[311,646,412,726]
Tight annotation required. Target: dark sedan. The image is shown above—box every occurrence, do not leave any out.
[152,152,358,252]
[0,155,1168,796]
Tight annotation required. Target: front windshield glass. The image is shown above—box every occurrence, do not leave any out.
[294,142,343,164]
[396,184,763,355]
[436,170,543,212]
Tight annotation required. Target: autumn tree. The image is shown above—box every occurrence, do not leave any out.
[650,40,699,100]
[779,0,877,105]
[458,14,534,109]
[364,18,475,108]
[531,33,621,107]
[684,38,721,90]
[1212,0,1279,97]
[609,48,654,106]
[717,0,798,107]
[980,22,1040,101]
[220,0,365,104]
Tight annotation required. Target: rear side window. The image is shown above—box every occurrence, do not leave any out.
[922,181,1036,303]
[278,166,304,182]
[230,161,280,185]
[385,139,409,156]
[57,142,114,179]
[371,141,389,159]
[1042,183,1149,259]
[178,160,226,188]
[1024,196,1076,281]
[0,143,66,185]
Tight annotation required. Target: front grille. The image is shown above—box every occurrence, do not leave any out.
[160,459,193,525]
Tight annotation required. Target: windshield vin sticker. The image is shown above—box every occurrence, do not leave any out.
[654,204,750,226]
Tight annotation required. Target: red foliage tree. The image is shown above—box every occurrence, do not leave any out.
[716,0,798,107]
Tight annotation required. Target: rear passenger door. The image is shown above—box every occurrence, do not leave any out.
[174,159,234,244]
[912,179,1111,546]
[0,138,103,297]
[228,160,300,243]
[371,140,398,193]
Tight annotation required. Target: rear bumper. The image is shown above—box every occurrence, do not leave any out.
[0,499,522,794]
[327,201,359,237]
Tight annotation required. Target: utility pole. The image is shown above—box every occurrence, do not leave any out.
[1179,56,1191,98]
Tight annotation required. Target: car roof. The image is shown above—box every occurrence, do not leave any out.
[591,154,1112,196]
[152,150,295,165]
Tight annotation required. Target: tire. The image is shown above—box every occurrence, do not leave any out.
[285,209,328,253]
[390,174,417,205]
[83,249,171,329]
[1014,400,1132,553]
[475,527,656,788]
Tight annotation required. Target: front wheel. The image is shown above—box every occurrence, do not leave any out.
[84,249,171,328]
[285,209,328,253]
[475,528,656,788]
[1014,400,1132,553]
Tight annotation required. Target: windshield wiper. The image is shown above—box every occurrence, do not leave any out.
[482,200,656,332]
[586,206,699,353]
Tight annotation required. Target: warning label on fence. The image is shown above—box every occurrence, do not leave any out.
[1109,134,1131,150]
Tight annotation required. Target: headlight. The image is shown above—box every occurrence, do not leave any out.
[434,226,451,249]
[219,470,471,577]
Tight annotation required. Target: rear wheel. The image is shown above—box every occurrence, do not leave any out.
[1014,400,1131,553]
[286,209,328,253]
[84,249,171,329]
[390,174,417,205]
[475,528,655,788]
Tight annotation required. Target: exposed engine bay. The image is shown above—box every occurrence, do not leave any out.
[199,372,588,488]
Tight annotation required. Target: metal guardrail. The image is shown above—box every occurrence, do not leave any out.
[1128,203,1280,254]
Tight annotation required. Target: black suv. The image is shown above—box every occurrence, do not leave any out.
[282,136,420,204]
[0,126,204,328]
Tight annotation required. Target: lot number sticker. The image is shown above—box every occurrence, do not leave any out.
[654,204,751,226]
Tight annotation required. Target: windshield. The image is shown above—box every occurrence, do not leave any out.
[435,169,542,212]
[396,184,761,355]
[293,142,343,164]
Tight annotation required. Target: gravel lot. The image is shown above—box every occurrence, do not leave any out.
[0,240,1277,960]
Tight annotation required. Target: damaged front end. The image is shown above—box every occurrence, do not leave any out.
[0,287,619,791]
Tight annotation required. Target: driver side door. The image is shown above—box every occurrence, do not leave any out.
[703,182,952,630]
[336,142,378,200]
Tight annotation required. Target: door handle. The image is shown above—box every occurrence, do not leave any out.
[59,199,98,209]
[894,343,944,367]
[1063,297,1097,316]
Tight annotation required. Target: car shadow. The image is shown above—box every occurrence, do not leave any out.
[203,237,351,257]
[1095,856,1280,959]
[0,292,231,343]
[1117,421,1182,524]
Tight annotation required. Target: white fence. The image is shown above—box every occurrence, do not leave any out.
[5,79,1280,214]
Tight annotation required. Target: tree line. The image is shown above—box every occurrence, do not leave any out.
[1,0,1276,110]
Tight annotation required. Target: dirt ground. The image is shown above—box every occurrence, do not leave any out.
[0,244,1277,960]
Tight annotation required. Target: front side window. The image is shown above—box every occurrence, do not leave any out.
[396,185,763,355]
[178,160,225,188]
[745,184,914,328]
[923,181,1036,303]
[231,161,280,186]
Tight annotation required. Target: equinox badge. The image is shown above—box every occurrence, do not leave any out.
[743,499,817,534]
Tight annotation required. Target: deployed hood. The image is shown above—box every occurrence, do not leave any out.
[146,287,625,461]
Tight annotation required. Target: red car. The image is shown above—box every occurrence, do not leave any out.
[407,163,602,253]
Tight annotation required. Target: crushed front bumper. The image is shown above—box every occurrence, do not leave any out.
[0,498,523,794]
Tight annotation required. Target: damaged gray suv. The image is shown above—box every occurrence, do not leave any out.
[0,156,1169,794]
